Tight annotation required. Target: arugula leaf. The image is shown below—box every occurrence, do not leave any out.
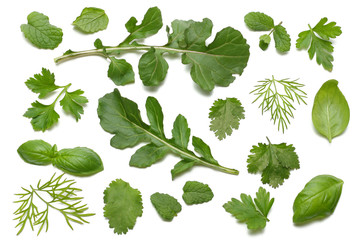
[223,187,274,230]
[244,12,290,52]
[17,140,103,176]
[103,179,143,235]
[24,69,88,131]
[247,137,300,188]
[21,12,63,49]
[150,193,182,221]
[209,98,245,140]
[296,18,342,71]
[55,7,250,91]
[182,181,214,205]
[72,7,109,33]
[107,57,135,85]
[312,80,350,142]
[97,89,239,179]
[293,175,343,224]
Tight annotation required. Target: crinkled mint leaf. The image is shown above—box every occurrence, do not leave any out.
[244,12,274,31]
[73,7,109,33]
[273,25,291,52]
[259,34,271,50]
[150,193,182,221]
[182,181,214,205]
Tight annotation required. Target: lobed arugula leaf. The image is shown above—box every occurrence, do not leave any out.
[21,12,63,49]
[182,181,214,205]
[97,89,239,179]
[107,57,135,85]
[209,98,245,140]
[223,187,274,230]
[247,137,300,188]
[150,193,182,221]
[296,18,342,71]
[55,7,250,91]
[72,7,109,33]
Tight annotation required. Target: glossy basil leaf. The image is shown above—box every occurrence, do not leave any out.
[17,140,55,165]
[54,147,103,176]
[293,175,344,224]
[312,80,350,142]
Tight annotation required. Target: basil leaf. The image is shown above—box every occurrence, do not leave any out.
[293,175,344,224]
[54,147,103,176]
[17,140,55,165]
[312,79,350,142]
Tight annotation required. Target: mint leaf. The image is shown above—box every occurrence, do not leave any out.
[60,90,88,121]
[139,48,169,86]
[223,187,274,230]
[209,98,245,140]
[273,25,291,52]
[72,7,109,33]
[24,101,59,132]
[21,11,63,49]
[244,12,274,31]
[25,68,60,98]
[182,181,214,205]
[108,57,135,85]
[259,34,271,50]
[150,193,182,221]
[247,137,300,188]
[104,179,143,235]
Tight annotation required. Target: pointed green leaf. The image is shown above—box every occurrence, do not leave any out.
[313,17,342,40]
[60,90,88,121]
[17,140,54,165]
[108,57,135,85]
[171,115,190,149]
[145,96,165,136]
[24,101,59,131]
[25,68,59,98]
[254,187,274,218]
[192,136,218,165]
[171,159,195,179]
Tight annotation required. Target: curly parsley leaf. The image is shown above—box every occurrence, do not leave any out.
[21,12,63,49]
[97,89,239,179]
[223,187,274,230]
[150,193,182,221]
[247,137,300,188]
[296,18,342,71]
[72,7,109,33]
[209,98,245,140]
[182,181,214,205]
[103,179,143,235]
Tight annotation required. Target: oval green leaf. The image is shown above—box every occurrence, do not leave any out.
[73,7,109,33]
[293,174,343,224]
[17,140,54,165]
[312,79,350,142]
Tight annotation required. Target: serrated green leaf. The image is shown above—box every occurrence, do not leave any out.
[139,48,169,86]
[24,101,59,132]
[296,30,312,49]
[150,193,182,221]
[209,98,245,140]
[21,11,63,49]
[182,181,214,205]
[254,187,274,217]
[73,7,109,33]
[259,34,271,50]
[104,179,143,235]
[108,57,135,85]
[273,25,291,52]
[60,90,88,121]
[313,17,342,40]
[244,12,274,31]
[25,68,60,98]
[308,34,334,71]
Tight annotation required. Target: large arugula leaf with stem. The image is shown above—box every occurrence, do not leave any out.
[97,89,239,179]
[54,7,250,91]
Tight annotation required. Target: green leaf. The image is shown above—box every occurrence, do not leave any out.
[103,179,143,235]
[138,48,169,86]
[171,159,195,179]
[293,175,343,224]
[223,187,274,230]
[72,7,109,33]
[17,140,54,165]
[97,89,239,178]
[244,12,274,31]
[312,80,350,142]
[273,25,291,52]
[247,137,300,188]
[123,7,163,44]
[24,101,59,132]
[209,98,245,140]
[166,20,195,48]
[25,68,60,98]
[108,57,135,85]
[259,34,271,50]
[20,11,63,49]
[182,181,214,205]
[60,90,88,121]
[313,17,342,40]
[55,147,103,176]
[94,38,104,49]
[150,193,182,221]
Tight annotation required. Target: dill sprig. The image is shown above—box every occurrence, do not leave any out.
[13,173,94,235]
[250,76,307,132]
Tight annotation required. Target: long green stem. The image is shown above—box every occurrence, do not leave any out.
[51,84,71,107]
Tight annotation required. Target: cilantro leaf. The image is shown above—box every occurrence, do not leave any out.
[223,187,274,230]
[107,57,135,85]
[296,18,342,71]
[97,89,239,179]
[209,98,245,140]
[23,101,59,132]
[244,12,274,31]
[103,179,143,235]
[150,193,182,221]
[60,90,88,121]
[247,137,300,188]
[273,25,291,52]
[25,68,60,98]
[72,7,109,33]
[21,11,63,49]
[182,181,214,205]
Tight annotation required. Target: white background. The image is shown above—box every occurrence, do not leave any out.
[1,0,358,239]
